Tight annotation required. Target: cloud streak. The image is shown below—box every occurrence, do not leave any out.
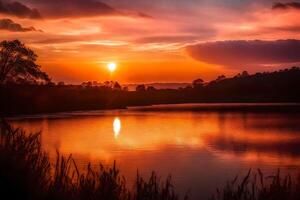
[25,0,117,18]
[135,35,200,44]
[186,40,300,66]
[0,0,42,19]
[2,0,300,82]
[272,2,300,10]
[0,18,41,32]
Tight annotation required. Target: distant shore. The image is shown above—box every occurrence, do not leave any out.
[4,103,300,119]
[1,67,300,116]
[128,103,300,113]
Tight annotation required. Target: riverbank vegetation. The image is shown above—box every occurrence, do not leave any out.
[0,119,184,200]
[1,40,300,116]
[210,169,300,200]
[1,67,300,116]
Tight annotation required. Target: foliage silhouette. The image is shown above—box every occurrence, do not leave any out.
[0,40,50,85]
[1,67,300,116]
[0,120,185,200]
[210,169,300,200]
[1,120,300,200]
[136,84,146,92]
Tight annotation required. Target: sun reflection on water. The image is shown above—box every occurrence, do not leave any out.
[113,117,121,139]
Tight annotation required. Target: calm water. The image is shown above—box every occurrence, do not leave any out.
[8,104,300,200]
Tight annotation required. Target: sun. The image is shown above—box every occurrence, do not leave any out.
[107,62,117,72]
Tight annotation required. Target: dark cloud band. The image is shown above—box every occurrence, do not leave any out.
[0,0,42,19]
[186,40,300,66]
[25,0,117,18]
[0,18,41,32]
[273,2,300,10]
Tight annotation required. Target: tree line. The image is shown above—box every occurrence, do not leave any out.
[1,40,300,115]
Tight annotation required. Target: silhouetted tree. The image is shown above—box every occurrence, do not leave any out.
[122,86,129,91]
[192,78,204,89]
[86,81,92,87]
[57,81,65,86]
[235,71,249,78]
[216,75,226,82]
[104,81,116,89]
[1,67,300,115]
[136,84,146,92]
[147,86,157,91]
[241,71,249,77]
[92,81,99,86]
[0,40,50,85]
[113,82,122,90]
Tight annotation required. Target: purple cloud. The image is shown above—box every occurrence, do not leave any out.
[25,0,117,18]
[0,18,41,32]
[186,40,300,66]
[272,2,300,10]
[0,1,41,19]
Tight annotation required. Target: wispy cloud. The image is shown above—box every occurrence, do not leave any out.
[2,0,300,82]
[134,35,200,44]
[0,18,42,32]
[24,0,117,18]
[0,0,41,19]
[273,2,300,10]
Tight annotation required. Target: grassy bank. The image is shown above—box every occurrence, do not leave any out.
[1,120,300,200]
[210,169,300,200]
[0,120,184,200]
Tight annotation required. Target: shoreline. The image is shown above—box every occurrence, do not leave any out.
[5,102,300,119]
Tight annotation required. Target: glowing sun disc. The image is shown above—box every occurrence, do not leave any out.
[107,62,117,72]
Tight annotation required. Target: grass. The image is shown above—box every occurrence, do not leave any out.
[1,119,300,200]
[0,119,185,200]
[209,169,300,200]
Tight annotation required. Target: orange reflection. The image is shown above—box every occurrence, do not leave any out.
[9,110,300,199]
[9,112,300,167]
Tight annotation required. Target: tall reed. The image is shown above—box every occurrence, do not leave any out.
[0,119,183,200]
[210,169,300,200]
[1,119,300,200]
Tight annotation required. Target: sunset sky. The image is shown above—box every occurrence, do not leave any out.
[1,0,300,83]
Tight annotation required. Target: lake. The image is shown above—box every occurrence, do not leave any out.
[8,103,300,200]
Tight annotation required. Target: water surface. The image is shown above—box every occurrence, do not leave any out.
[9,103,300,200]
